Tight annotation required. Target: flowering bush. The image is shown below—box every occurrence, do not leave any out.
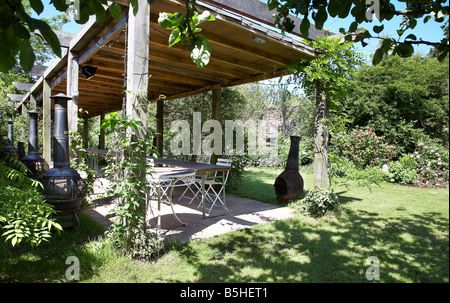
[298,188,340,218]
[410,142,449,187]
[331,127,397,168]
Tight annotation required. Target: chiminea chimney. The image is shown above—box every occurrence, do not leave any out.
[21,110,48,180]
[41,94,86,228]
[2,120,17,159]
[274,135,304,203]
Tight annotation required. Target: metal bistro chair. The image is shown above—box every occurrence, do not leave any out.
[179,154,211,203]
[202,158,232,213]
[185,158,232,213]
[146,166,196,228]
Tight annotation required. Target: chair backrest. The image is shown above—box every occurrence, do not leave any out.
[216,158,232,167]
[147,158,155,168]
[216,158,232,183]
[196,154,211,164]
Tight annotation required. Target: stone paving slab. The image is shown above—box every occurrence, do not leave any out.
[82,181,296,243]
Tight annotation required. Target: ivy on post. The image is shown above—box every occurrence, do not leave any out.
[287,37,362,190]
[314,80,329,189]
[125,0,151,221]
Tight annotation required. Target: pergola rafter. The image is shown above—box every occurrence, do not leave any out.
[13,0,332,167]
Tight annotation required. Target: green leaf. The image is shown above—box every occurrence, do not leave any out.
[129,0,139,16]
[158,12,183,29]
[349,21,358,33]
[404,34,417,41]
[314,6,328,30]
[31,19,61,58]
[373,25,384,34]
[300,17,310,37]
[372,48,384,65]
[195,11,215,26]
[395,43,414,58]
[30,0,44,15]
[109,3,122,21]
[189,35,211,68]
[338,0,352,18]
[327,0,340,18]
[169,28,181,47]
[19,39,35,72]
[88,0,107,22]
[437,48,449,62]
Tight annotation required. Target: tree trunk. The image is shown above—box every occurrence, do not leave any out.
[314,80,329,189]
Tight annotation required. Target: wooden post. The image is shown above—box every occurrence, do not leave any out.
[313,80,329,189]
[126,0,150,131]
[98,114,105,150]
[30,94,36,109]
[43,79,52,166]
[211,88,222,164]
[125,0,151,218]
[156,101,164,157]
[83,118,89,148]
[67,51,80,133]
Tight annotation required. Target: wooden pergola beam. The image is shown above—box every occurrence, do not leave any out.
[12,82,34,92]
[200,0,332,40]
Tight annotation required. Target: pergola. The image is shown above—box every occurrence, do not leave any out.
[12,0,331,166]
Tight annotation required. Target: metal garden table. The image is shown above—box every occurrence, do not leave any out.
[147,167,196,233]
[148,157,232,219]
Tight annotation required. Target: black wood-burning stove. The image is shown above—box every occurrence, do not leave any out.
[274,135,304,203]
[21,110,49,180]
[41,94,87,228]
[2,120,17,160]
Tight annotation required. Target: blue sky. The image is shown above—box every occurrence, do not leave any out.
[34,0,448,60]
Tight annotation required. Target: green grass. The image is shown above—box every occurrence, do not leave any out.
[1,167,448,283]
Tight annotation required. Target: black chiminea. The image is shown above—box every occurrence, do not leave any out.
[21,110,49,180]
[274,135,304,203]
[2,120,17,159]
[42,94,86,228]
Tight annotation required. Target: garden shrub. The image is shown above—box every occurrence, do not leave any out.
[387,160,417,185]
[346,166,388,189]
[298,188,340,218]
[331,127,397,168]
[411,141,449,187]
[328,153,355,178]
[0,159,62,252]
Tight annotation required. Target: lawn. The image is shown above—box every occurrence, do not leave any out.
[0,167,448,283]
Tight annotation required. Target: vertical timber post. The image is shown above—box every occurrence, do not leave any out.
[156,100,164,157]
[67,51,80,159]
[314,80,329,189]
[30,94,37,109]
[98,114,105,150]
[126,0,151,218]
[211,88,222,164]
[43,79,52,166]
[67,52,80,133]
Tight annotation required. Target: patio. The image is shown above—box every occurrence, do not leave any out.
[83,181,295,242]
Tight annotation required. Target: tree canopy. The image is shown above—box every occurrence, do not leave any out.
[344,54,449,153]
[0,0,448,72]
[268,0,449,64]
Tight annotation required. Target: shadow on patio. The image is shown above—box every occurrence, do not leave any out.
[83,182,296,243]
